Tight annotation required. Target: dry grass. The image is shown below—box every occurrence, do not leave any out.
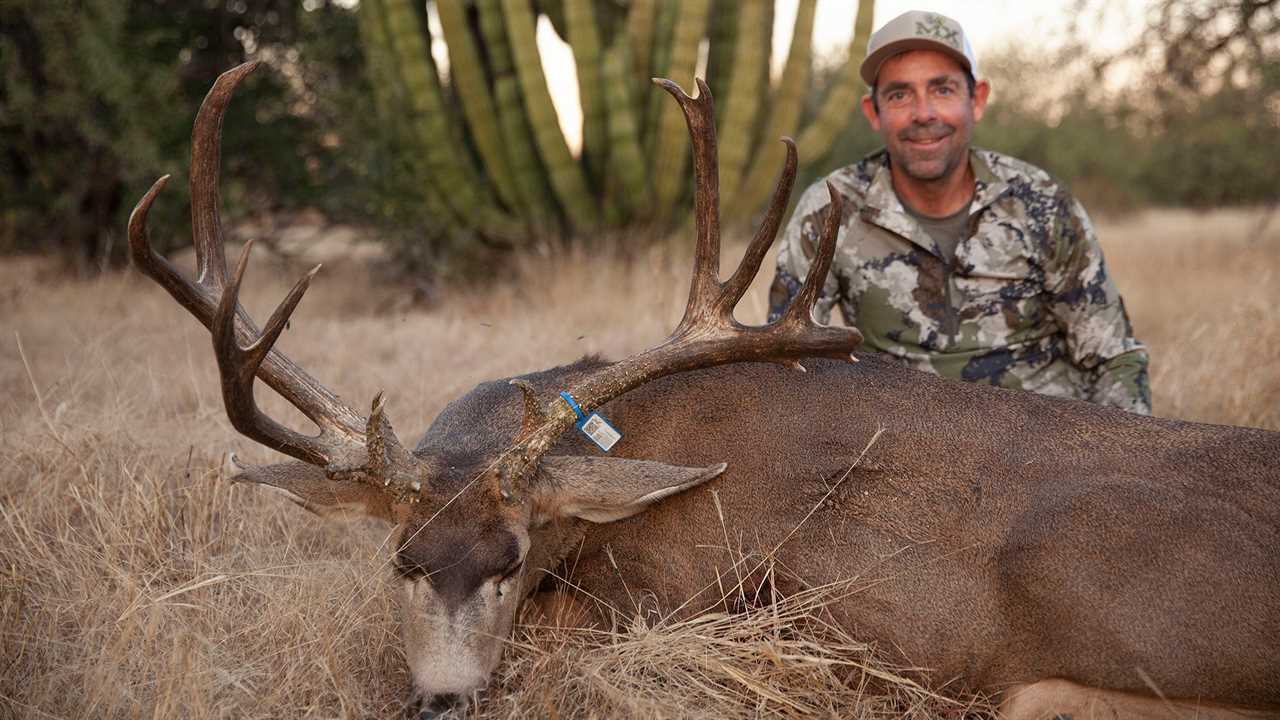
[1,207,1276,718]
[1100,208,1280,428]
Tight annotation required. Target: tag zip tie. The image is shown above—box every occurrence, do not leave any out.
[559,391,587,426]
[558,390,622,452]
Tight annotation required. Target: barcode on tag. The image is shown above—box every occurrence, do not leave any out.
[579,413,621,452]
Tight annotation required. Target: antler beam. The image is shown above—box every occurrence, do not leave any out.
[495,78,862,498]
[128,62,416,495]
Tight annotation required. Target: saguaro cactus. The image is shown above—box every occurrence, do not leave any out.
[358,0,875,247]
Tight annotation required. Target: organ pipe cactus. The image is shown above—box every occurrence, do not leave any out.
[648,0,712,224]
[564,0,606,178]
[475,0,556,225]
[727,0,819,218]
[358,0,875,244]
[501,0,600,229]
[715,0,771,207]
[435,0,520,210]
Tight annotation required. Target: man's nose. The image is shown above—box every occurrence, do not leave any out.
[910,94,938,123]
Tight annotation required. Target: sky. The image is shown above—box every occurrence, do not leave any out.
[520,0,1150,153]
[800,0,1145,64]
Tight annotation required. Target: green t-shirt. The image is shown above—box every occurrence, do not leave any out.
[901,200,969,264]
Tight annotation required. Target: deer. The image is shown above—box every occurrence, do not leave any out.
[129,62,1280,720]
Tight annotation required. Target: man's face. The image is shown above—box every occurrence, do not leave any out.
[860,50,990,183]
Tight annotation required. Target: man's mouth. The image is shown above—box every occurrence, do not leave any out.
[901,126,954,149]
[906,132,947,147]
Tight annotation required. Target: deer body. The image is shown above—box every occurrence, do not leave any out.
[441,354,1280,710]
[130,63,1280,717]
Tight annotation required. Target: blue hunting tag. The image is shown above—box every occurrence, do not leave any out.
[577,412,622,451]
[559,391,622,452]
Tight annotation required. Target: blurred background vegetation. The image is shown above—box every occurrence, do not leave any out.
[1,0,1277,278]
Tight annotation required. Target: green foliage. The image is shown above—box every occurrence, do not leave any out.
[971,45,1280,211]
[2,0,883,275]
[1136,61,1280,207]
[11,0,1272,279]
[1,0,174,266]
[962,44,1147,210]
[0,0,369,270]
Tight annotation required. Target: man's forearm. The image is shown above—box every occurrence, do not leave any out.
[1089,350,1152,415]
[767,267,802,323]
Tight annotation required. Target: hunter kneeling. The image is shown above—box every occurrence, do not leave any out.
[769,10,1151,415]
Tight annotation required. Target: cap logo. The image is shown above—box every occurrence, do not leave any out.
[914,13,961,49]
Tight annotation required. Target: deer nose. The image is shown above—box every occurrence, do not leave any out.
[407,692,465,719]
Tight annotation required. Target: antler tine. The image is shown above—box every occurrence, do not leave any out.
[509,379,549,439]
[246,260,321,374]
[129,67,304,360]
[212,240,332,465]
[653,78,721,317]
[130,62,395,479]
[722,137,798,307]
[365,391,414,486]
[492,78,861,499]
[785,182,844,326]
[130,175,209,322]
[190,61,258,289]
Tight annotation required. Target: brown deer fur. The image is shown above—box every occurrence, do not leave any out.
[131,63,1280,718]
[426,354,1280,711]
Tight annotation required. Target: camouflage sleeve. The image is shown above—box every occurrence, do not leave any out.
[767,181,843,324]
[1046,197,1152,415]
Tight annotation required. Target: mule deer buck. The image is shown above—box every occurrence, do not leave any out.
[130,63,1279,719]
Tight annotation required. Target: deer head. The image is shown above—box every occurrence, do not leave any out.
[129,62,860,715]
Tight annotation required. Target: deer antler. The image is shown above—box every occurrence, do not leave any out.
[494,78,862,499]
[128,62,418,497]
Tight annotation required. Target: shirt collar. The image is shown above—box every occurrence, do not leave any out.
[858,149,1009,250]
[969,149,1010,212]
[859,151,932,250]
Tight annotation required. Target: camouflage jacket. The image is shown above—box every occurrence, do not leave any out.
[769,148,1151,414]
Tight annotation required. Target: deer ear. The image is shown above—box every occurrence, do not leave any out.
[534,455,726,524]
[231,458,395,523]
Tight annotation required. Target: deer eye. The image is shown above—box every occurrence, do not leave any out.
[394,554,428,580]
[499,558,525,584]
[494,558,525,598]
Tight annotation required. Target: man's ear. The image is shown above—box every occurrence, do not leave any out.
[860,93,881,131]
[231,458,395,523]
[971,79,991,122]
[533,455,727,524]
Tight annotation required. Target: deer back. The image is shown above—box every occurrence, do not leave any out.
[428,352,1280,706]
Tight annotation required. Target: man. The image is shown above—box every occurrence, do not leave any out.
[769,10,1151,414]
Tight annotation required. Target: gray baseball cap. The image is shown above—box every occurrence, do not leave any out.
[859,10,978,86]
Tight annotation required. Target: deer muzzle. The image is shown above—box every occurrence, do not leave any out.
[399,573,521,705]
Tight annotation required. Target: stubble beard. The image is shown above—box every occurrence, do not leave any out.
[891,121,969,183]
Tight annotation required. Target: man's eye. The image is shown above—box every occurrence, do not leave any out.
[936,86,954,95]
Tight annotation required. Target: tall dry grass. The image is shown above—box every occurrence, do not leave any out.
[1,207,1276,718]
[1100,208,1280,428]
